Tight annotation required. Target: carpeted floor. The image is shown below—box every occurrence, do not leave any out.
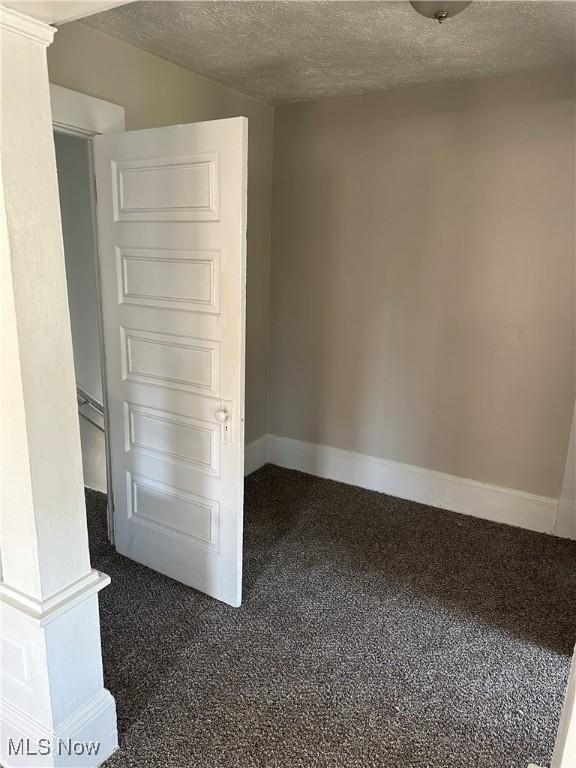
[86,464,576,768]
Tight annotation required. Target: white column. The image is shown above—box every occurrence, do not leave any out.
[0,7,117,766]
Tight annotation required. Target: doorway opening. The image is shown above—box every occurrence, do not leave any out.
[51,85,248,609]
[54,129,110,502]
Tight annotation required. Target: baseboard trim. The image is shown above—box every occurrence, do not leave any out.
[244,434,269,476]
[256,434,561,536]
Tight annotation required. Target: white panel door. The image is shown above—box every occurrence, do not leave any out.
[93,118,247,607]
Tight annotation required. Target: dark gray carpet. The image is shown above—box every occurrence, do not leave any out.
[86,464,576,768]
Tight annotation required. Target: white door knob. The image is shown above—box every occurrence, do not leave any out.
[215,408,229,423]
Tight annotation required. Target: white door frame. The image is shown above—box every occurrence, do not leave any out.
[50,82,125,136]
[50,83,125,541]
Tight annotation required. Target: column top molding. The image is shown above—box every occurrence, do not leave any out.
[0,5,55,46]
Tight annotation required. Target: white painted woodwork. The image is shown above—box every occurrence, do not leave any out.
[0,4,88,603]
[112,153,219,222]
[0,7,116,765]
[50,83,125,137]
[51,84,126,532]
[120,328,221,395]
[555,405,576,540]
[0,576,117,768]
[94,118,247,607]
[117,247,220,312]
[552,645,576,768]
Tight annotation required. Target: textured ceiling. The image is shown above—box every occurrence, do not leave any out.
[82,1,576,104]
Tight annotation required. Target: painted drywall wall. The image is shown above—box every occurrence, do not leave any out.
[47,21,274,443]
[54,130,103,404]
[271,70,575,499]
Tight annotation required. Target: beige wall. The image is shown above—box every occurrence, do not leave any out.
[47,27,574,498]
[48,22,274,443]
[271,70,575,498]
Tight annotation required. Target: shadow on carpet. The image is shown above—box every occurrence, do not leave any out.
[85,464,576,768]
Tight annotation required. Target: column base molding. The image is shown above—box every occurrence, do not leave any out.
[1,691,117,767]
[0,570,117,767]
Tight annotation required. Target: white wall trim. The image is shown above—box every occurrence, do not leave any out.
[554,404,576,540]
[247,434,562,536]
[245,435,269,476]
[551,643,576,767]
[0,6,54,46]
[50,83,125,137]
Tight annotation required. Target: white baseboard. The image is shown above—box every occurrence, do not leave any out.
[244,434,269,476]
[255,434,562,537]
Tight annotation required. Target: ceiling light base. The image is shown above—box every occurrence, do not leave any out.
[409,1,472,23]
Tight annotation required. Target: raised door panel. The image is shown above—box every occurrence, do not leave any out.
[120,328,220,396]
[125,403,219,475]
[112,153,219,222]
[117,248,220,313]
[127,473,220,551]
